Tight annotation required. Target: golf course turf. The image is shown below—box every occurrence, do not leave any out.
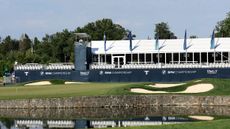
[102,119,230,129]
[0,78,230,99]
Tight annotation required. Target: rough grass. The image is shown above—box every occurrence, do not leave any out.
[0,78,230,99]
[102,119,230,129]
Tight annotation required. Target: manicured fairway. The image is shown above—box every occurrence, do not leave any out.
[102,119,230,129]
[0,78,230,99]
[0,83,132,99]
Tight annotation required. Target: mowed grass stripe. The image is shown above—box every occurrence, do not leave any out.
[1,78,230,99]
[0,83,131,99]
[102,119,230,129]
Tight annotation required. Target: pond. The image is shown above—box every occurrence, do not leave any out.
[0,106,229,129]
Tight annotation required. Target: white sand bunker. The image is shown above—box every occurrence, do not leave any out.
[25,81,51,86]
[148,83,186,88]
[181,84,214,93]
[65,82,86,84]
[131,88,168,94]
[131,83,214,94]
[189,116,214,121]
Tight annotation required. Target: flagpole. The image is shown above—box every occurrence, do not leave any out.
[184,30,187,64]
[211,30,215,64]
[155,35,160,64]
[104,32,107,64]
[129,31,133,64]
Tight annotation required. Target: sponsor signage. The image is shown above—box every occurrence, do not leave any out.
[80,71,89,76]
[207,70,218,74]
[24,72,29,76]
[144,70,149,75]
[99,71,132,75]
[40,71,71,76]
[162,70,197,75]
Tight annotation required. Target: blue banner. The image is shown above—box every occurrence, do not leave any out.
[210,30,215,49]
[183,30,187,50]
[155,35,159,50]
[104,32,106,51]
[129,31,132,51]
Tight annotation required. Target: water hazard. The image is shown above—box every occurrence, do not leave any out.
[0,106,229,129]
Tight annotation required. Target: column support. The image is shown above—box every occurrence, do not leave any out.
[192,52,194,64]
[137,53,140,64]
[111,54,113,64]
[98,54,100,64]
[165,53,167,64]
[178,52,180,64]
[151,53,153,63]
[214,51,216,64]
[228,52,230,63]
[199,52,202,64]
[221,52,223,63]
[158,51,160,64]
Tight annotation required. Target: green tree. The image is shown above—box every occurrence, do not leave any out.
[154,22,177,39]
[215,12,230,37]
[19,33,31,52]
[76,18,127,40]
[33,37,40,52]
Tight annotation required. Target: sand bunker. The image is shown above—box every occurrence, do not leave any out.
[131,88,168,94]
[131,83,214,94]
[189,116,214,121]
[148,83,186,88]
[180,84,214,93]
[65,82,86,84]
[25,81,51,86]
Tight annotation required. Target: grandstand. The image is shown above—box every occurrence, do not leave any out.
[90,38,230,69]
[11,33,230,83]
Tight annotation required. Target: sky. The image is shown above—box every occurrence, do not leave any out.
[0,0,230,40]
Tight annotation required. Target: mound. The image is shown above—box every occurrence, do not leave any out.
[25,81,51,86]
[181,84,214,93]
[189,116,214,121]
[148,83,186,88]
[131,83,214,94]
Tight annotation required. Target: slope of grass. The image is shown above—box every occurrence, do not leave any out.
[102,119,230,129]
[0,82,133,99]
[0,78,230,99]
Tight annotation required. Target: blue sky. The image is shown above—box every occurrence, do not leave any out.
[0,0,230,40]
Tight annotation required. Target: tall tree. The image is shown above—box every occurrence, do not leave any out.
[154,22,177,39]
[19,33,31,52]
[33,37,41,53]
[215,12,230,37]
[76,18,127,40]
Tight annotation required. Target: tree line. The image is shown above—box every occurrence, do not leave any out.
[1,12,230,76]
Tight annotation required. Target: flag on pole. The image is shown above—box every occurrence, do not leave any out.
[104,32,106,52]
[155,35,159,50]
[183,30,187,50]
[211,30,215,49]
[129,31,133,51]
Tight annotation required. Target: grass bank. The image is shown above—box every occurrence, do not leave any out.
[0,78,230,99]
[102,119,230,129]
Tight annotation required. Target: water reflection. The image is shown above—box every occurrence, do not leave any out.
[0,106,229,129]
[1,116,194,129]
